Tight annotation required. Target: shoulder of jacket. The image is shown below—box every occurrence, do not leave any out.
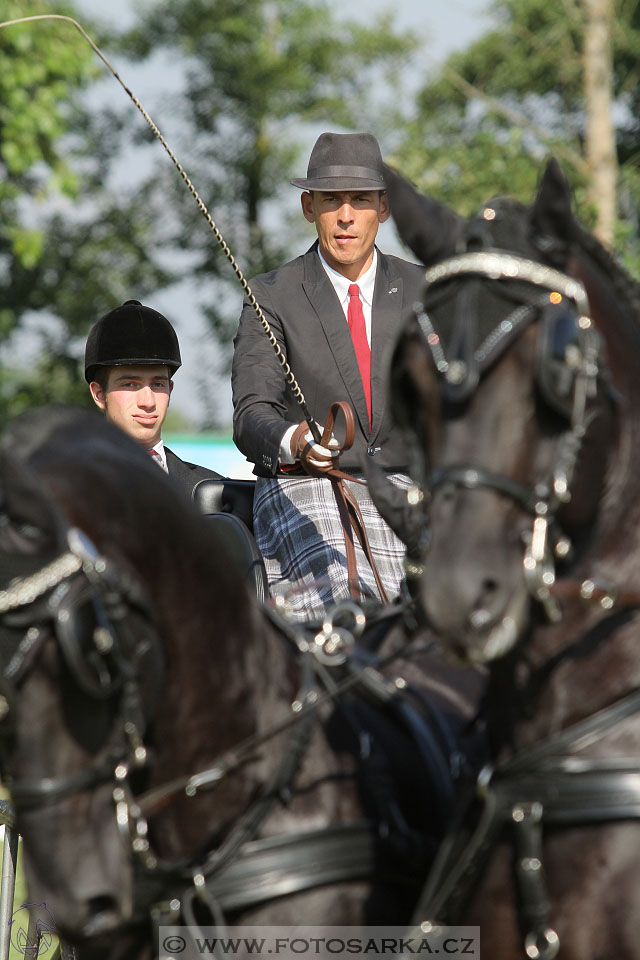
[379,252,424,277]
[166,447,223,479]
[249,248,313,290]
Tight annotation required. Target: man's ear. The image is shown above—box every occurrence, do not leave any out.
[89,381,106,411]
[301,191,316,224]
[169,380,174,396]
[378,192,390,224]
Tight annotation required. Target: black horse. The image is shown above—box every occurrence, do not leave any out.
[0,406,485,959]
[374,159,640,958]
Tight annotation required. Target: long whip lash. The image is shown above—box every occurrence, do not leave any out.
[0,14,321,441]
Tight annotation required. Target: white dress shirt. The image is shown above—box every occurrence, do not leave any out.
[317,246,377,346]
[147,438,169,473]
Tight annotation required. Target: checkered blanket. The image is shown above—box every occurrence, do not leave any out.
[253,473,411,622]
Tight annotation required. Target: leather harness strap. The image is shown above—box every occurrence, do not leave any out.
[180,823,387,917]
[289,402,389,603]
[307,401,389,605]
[339,481,389,604]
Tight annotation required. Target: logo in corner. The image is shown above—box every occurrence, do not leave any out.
[9,902,56,955]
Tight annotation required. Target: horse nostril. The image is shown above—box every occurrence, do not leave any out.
[481,577,498,599]
[87,895,117,919]
[468,579,500,630]
[82,895,121,938]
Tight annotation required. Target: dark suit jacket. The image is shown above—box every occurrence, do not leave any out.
[165,446,224,499]
[232,244,424,476]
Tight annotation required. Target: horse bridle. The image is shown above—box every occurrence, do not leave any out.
[0,525,320,919]
[405,249,605,626]
[0,526,447,937]
[401,249,640,959]
[0,526,160,843]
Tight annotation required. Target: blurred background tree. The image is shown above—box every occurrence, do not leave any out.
[121,0,417,355]
[1,0,417,429]
[394,0,640,273]
[1,0,638,430]
[0,0,173,425]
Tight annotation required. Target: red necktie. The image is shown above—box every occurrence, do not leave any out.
[347,283,371,427]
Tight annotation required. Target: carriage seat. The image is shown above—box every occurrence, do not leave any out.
[192,479,268,602]
[192,478,256,532]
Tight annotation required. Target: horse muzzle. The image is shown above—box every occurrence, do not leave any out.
[419,542,531,663]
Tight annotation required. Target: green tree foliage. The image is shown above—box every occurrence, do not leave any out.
[394,0,640,274]
[1,0,417,428]
[0,0,93,339]
[121,0,417,346]
[0,2,173,425]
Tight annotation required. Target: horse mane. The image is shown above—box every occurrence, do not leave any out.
[477,193,640,326]
[570,221,640,324]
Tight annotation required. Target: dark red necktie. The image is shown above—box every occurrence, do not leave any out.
[347,283,371,427]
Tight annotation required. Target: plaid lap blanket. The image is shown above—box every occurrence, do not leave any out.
[253,473,411,622]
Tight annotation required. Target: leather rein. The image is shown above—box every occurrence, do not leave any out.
[291,400,390,605]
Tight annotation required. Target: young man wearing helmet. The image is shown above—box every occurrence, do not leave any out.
[85,299,222,497]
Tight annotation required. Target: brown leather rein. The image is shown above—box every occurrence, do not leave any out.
[293,401,389,605]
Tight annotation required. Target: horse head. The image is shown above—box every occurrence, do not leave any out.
[0,406,310,948]
[380,159,640,665]
[0,408,167,944]
[0,406,486,946]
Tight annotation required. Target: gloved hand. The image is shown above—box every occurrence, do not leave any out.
[290,420,340,476]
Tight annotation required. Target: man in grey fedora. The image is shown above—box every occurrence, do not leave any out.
[232,131,424,620]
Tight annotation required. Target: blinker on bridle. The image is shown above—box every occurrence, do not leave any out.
[411,248,604,624]
[0,526,157,821]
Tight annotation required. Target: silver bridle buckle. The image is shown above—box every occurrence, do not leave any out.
[313,601,365,666]
[523,514,562,622]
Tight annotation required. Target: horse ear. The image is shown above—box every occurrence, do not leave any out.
[383,164,462,266]
[531,157,576,243]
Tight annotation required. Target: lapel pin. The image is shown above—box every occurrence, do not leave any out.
[389,287,398,294]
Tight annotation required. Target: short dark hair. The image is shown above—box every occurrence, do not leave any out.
[90,367,110,392]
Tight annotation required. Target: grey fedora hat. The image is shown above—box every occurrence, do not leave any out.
[291,132,386,191]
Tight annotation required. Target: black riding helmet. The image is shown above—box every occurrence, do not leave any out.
[84,300,182,383]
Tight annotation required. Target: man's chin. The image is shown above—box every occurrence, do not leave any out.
[330,247,359,262]
[130,426,160,447]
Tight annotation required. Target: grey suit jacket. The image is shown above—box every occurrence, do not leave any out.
[165,447,224,499]
[232,244,424,476]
